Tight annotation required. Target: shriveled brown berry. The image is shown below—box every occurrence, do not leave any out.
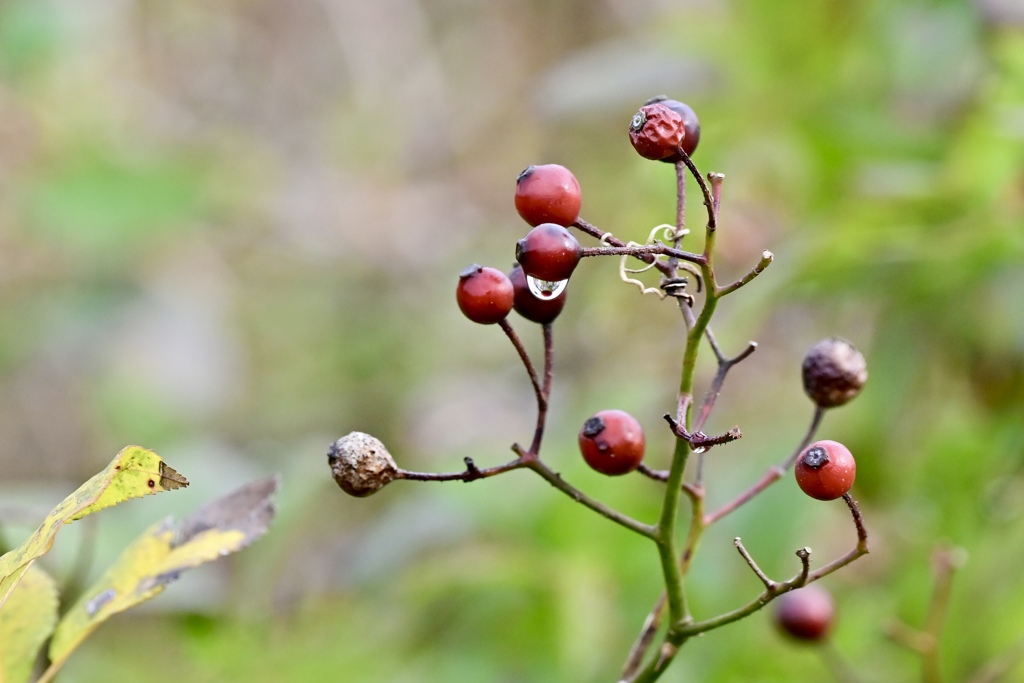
[328,432,399,497]
[628,103,684,161]
[515,164,582,227]
[802,337,868,408]
[509,263,567,324]
[645,96,701,160]
[515,223,583,282]
[794,439,856,501]
[774,585,835,642]
[456,265,514,325]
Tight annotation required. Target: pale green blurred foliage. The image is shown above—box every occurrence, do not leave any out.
[0,0,1022,680]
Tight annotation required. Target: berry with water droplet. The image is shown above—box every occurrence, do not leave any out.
[629,102,685,161]
[802,337,868,408]
[795,440,856,501]
[515,223,583,282]
[644,96,701,161]
[578,409,645,476]
[515,164,582,227]
[456,265,514,325]
[774,585,835,642]
[509,263,567,323]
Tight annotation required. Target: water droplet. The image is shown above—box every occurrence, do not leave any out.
[526,275,567,299]
[691,445,707,454]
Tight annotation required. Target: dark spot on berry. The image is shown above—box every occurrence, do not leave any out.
[581,416,606,438]
[802,447,830,469]
[459,264,482,279]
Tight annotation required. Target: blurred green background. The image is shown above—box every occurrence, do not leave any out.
[0,0,1022,680]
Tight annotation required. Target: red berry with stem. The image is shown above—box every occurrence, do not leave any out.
[794,440,856,501]
[578,409,645,476]
[515,223,583,282]
[456,265,514,325]
[509,263,567,324]
[628,102,685,161]
[515,164,582,227]
[774,585,835,642]
[645,96,701,161]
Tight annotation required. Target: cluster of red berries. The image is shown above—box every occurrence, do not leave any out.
[455,97,708,476]
[455,163,581,327]
[455,100,867,489]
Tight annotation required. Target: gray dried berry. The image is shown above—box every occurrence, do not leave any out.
[327,432,398,497]
[802,338,868,408]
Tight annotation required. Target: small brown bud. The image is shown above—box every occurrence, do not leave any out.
[801,337,867,408]
[327,432,398,497]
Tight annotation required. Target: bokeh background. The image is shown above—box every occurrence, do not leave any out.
[0,0,1022,681]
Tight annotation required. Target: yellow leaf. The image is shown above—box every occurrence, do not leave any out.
[45,476,278,675]
[0,565,58,683]
[0,446,188,608]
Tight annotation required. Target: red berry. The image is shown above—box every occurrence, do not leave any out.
[794,440,856,501]
[645,96,701,160]
[456,265,514,325]
[509,263,567,324]
[578,409,645,476]
[628,103,684,161]
[515,223,583,282]
[774,585,835,642]
[515,164,582,227]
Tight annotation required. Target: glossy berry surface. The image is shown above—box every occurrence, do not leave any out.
[509,263,567,324]
[645,96,701,161]
[456,265,514,325]
[794,440,856,501]
[628,103,684,161]
[578,409,645,476]
[515,223,583,282]
[774,585,835,642]
[802,337,868,408]
[515,164,582,227]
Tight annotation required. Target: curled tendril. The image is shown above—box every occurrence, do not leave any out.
[617,224,702,299]
[599,232,617,246]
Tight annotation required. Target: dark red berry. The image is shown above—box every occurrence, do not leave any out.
[515,223,583,282]
[794,440,856,501]
[802,338,868,408]
[628,103,684,161]
[774,585,835,642]
[456,265,514,325]
[578,409,645,476]
[645,96,701,160]
[515,164,582,227]
[509,263,567,324]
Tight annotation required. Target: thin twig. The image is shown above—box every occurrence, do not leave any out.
[620,594,667,681]
[528,323,555,454]
[734,537,773,589]
[397,456,526,483]
[573,217,674,275]
[677,495,868,637]
[581,244,705,266]
[967,635,1024,683]
[718,250,774,297]
[704,405,825,525]
[499,319,543,408]
[519,453,656,538]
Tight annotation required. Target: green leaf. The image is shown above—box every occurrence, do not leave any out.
[46,476,279,674]
[0,565,58,683]
[0,446,188,608]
